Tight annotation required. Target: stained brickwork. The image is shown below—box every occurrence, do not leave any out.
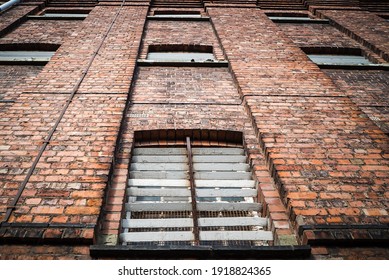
[316,9,389,61]
[139,20,225,60]
[0,2,147,249]
[131,67,240,103]
[0,65,43,100]
[276,23,361,49]
[324,69,389,133]
[0,4,41,36]
[208,7,389,245]
[0,19,81,45]
[23,5,148,94]
[0,245,91,260]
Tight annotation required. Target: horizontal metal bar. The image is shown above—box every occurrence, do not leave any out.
[197,202,262,211]
[192,148,244,155]
[193,155,247,163]
[133,148,186,155]
[122,218,193,229]
[196,188,257,197]
[195,180,256,188]
[198,217,267,227]
[127,188,190,197]
[130,162,189,171]
[194,171,252,180]
[126,202,192,212]
[132,155,188,163]
[120,231,194,242]
[129,171,189,179]
[193,163,249,171]
[128,179,190,187]
[199,230,273,241]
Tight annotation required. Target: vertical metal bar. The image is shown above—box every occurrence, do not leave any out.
[186,136,200,245]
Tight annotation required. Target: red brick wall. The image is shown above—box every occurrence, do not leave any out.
[208,6,389,247]
[0,65,43,100]
[0,3,148,253]
[316,9,389,61]
[0,245,91,260]
[1,1,388,260]
[324,69,389,134]
[0,4,42,36]
[100,70,295,245]
[276,22,361,49]
[139,20,225,60]
[131,67,239,103]
[0,19,81,45]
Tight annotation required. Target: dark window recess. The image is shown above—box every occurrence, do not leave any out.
[146,45,215,62]
[120,131,273,248]
[0,51,55,63]
[0,44,58,65]
[266,12,329,23]
[307,54,373,66]
[302,47,388,68]
[153,10,201,18]
[28,9,91,20]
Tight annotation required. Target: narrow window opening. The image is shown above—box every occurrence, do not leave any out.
[153,10,201,18]
[147,44,215,62]
[0,44,58,65]
[302,47,385,68]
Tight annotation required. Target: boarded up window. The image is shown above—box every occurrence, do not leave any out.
[120,136,272,247]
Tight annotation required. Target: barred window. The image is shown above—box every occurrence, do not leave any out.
[120,131,273,247]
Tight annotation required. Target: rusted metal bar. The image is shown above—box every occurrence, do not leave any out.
[186,136,200,245]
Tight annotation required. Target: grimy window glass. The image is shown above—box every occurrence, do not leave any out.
[147,52,215,62]
[0,51,55,63]
[120,137,272,247]
[308,54,375,66]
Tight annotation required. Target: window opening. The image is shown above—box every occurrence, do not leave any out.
[153,10,201,18]
[0,51,55,64]
[307,54,374,66]
[146,44,215,62]
[120,134,272,248]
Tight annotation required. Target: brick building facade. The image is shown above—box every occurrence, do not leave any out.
[0,0,388,259]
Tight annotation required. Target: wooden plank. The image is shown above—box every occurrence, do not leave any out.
[126,202,192,211]
[194,172,252,180]
[198,217,267,227]
[122,218,193,228]
[193,155,246,163]
[199,230,273,241]
[129,171,188,179]
[130,163,188,171]
[120,231,194,242]
[196,188,257,197]
[128,179,190,187]
[132,155,187,163]
[197,202,261,211]
[133,147,186,155]
[195,180,256,188]
[193,163,249,171]
[192,148,244,155]
[127,188,190,197]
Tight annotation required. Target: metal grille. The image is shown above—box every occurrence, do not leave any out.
[120,140,273,247]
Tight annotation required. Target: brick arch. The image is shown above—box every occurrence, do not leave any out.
[134,129,243,147]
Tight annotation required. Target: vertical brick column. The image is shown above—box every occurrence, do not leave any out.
[208,7,389,245]
[0,3,149,246]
